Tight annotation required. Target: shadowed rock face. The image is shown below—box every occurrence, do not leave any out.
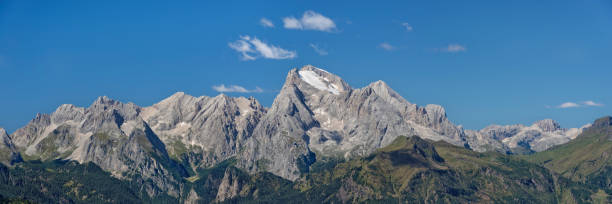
[591,116,612,130]
[0,128,22,166]
[583,116,612,140]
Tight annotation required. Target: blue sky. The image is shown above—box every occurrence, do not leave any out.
[0,0,611,132]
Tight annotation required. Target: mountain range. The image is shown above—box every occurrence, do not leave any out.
[0,65,606,203]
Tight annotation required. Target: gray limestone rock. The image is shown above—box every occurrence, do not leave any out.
[10,96,182,197]
[0,128,22,166]
[215,168,247,202]
[238,65,467,180]
[141,92,265,170]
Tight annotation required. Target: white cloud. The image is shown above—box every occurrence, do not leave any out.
[442,44,466,52]
[401,22,413,32]
[551,101,604,109]
[212,84,264,93]
[283,10,336,32]
[228,35,296,60]
[260,18,274,28]
[558,102,580,108]
[309,43,328,56]
[379,42,394,51]
[228,38,256,60]
[283,17,303,29]
[583,100,604,107]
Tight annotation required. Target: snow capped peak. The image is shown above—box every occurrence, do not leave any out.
[302,64,329,73]
[296,65,350,95]
[298,70,341,95]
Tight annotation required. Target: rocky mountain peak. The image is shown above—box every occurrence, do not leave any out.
[0,128,7,138]
[86,96,141,122]
[425,104,446,118]
[583,116,612,141]
[161,92,195,104]
[365,80,404,101]
[212,93,231,102]
[0,127,22,165]
[533,119,561,132]
[51,104,85,124]
[368,80,388,89]
[33,113,51,124]
[154,92,203,111]
[91,96,118,107]
[170,91,186,98]
[591,116,612,129]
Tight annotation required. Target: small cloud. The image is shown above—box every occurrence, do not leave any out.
[283,17,302,29]
[442,44,466,53]
[212,84,264,93]
[583,100,604,107]
[283,10,336,32]
[228,38,256,60]
[401,22,413,32]
[260,18,274,28]
[228,35,296,60]
[558,102,580,108]
[379,42,395,51]
[309,43,328,56]
[549,100,604,109]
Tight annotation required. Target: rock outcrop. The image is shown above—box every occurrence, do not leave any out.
[0,128,22,166]
[215,168,247,202]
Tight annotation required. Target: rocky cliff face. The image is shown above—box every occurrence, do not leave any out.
[140,92,265,170]
[238,65,467,180]
[0,128,21,166]
[10,96,183,197]
[215,167,248,202]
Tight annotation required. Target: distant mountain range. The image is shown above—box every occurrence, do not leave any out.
[0,65,607,203]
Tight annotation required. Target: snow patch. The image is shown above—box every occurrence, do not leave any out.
[298,70,340,95]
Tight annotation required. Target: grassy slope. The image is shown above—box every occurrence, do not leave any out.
[524,116,612,200]
[281,136,597,203]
